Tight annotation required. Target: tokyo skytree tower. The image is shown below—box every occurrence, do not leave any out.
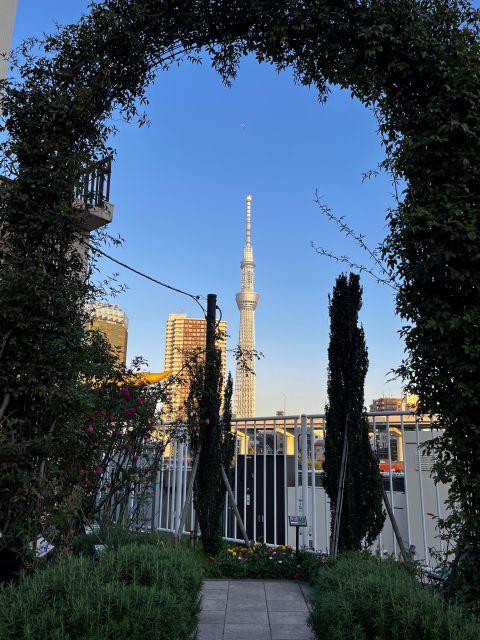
[234,195,259,418]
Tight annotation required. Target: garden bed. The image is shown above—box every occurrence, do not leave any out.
[0,536,202,640]
[308,554,480,640]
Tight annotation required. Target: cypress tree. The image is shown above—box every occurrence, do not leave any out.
[186,347,234,554]
[323,273,385,552]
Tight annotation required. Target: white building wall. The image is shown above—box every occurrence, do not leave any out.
[0,0,17,81]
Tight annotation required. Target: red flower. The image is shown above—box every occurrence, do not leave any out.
[136,397,144,406]
[87,423,94,433]
[121,387,131,401]
[95,466,104,475]
[106,482,112,489]
[124,407,137,417]
[159,446,165,455]
[293,573,300,580]
[96,410,107,417]
[79,469,86,476]
[132,455,140,462]
[73,463,81,471]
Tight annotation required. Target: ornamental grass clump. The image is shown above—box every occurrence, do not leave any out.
[0,543,202,640]
[309,554,480,640]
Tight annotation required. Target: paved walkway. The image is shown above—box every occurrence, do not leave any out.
[197,579,314,640]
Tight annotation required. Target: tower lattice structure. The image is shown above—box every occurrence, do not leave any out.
[234,195,259,418]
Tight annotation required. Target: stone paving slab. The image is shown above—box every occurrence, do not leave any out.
[198,579,314,640]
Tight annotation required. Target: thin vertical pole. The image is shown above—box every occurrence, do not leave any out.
[263,419,267,542]
[171,440,177,532]
[301,414,309,548]
[283,417,288,546]
[273,418,277,546]
[253,420,257,542]
[386,416,396,556]
[310,417,317,550]
[400,415,411,547]
[416,419,429,563]
[294,417,299,520]
[234,420,238,540]
[243,420,247,541]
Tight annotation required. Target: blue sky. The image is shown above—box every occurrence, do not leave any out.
[12,0,406,415]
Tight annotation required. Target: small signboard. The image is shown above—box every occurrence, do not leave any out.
[288,515,307,527]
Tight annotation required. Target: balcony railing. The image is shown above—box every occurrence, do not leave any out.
[102,411,446,567]
[74,158,112,208]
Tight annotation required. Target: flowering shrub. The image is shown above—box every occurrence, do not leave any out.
[208,543,303,580]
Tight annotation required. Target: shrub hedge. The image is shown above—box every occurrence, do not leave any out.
[0,542,202,640]
[72,525,167,556]
[309,554,480,640]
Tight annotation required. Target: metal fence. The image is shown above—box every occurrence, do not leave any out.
[120,412,447,566]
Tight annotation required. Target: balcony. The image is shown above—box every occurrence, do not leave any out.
[73,158,114,232]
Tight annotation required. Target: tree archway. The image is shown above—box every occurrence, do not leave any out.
[1,0,479,600]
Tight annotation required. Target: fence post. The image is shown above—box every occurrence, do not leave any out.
[300,414,309,548]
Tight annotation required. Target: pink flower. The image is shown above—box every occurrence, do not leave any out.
[124,407,137,417]
[96,410,107,417]
[121,387,131,401]
[73,463,81,471]
[205,419,210,425]
[79,469,86,476]
[132,455,140,462]
[94,466,104,475]
[136,397,144,406]
[106,482,112,489]
[87,424,94,433]
[108,414,117,422]
[148,491,155,497]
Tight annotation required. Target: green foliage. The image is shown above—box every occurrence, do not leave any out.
[0,0,479,601]
[309,554,480,640]
[324,274,385,550]
[205,542,327,581]
[0,542,202,640]
[72,525,167,557]
[185,347,234,554]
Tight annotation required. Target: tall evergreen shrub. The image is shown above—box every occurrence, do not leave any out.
[323,273,384,551]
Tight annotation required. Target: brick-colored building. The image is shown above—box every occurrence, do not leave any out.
[90,302,129,366]
[164,313,227,418]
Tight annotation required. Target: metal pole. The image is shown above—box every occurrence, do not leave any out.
[221,466,251,547]
[301,414,309,548]
[175,447,201,544]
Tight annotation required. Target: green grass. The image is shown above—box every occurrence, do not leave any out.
[308,553,480,640]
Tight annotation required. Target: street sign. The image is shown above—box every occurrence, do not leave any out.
[288,515,307,527]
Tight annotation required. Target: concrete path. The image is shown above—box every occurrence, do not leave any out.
[197,579,314,640]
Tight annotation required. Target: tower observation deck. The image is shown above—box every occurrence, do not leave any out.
[234,195,259,418]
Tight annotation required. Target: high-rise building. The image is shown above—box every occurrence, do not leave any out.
[234,195,259,418]
[164,313,227,418]
[370,397,403,412]
[0,0,16,82]
[89,302,129,366]
[370,395,419,412]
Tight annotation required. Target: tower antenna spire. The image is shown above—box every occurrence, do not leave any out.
[246,194,252,246]
[234,194,259,418]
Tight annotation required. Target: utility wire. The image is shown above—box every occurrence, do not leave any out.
[87,242,207,316]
